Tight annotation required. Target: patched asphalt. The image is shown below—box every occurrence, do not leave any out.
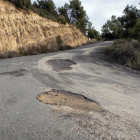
[0,41,140,140]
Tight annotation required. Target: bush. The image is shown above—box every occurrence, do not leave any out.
[39,11,46,17]
[8,0,31,9]
[103,39,140,70]
[59,45,73,51]
[37,44,50,53]
[56,35,63,47]
[7,51,18,58]
[57,17,66,25]
[0,54,7,59]
[18,45,48,55]
[0,51,18,59]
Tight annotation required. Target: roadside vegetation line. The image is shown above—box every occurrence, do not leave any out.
[0,36,97,59]
[102,39,140,71]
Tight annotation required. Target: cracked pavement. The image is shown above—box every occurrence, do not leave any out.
[0,41,140,140]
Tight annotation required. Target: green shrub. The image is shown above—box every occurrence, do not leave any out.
[103,39,140,70]
[39,11,46,17]
[57,18,66,25]
[8,0,31,9]
[56,35,63,47]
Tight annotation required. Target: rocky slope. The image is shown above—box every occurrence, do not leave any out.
[0,0,88,53]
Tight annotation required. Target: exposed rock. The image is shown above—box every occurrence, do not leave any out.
[0,0,88,53]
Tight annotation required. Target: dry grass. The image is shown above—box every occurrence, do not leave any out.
[0,43,73,59]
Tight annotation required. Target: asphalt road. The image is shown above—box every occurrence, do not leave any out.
[0,41,140,140]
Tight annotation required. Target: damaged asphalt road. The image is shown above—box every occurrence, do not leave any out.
[0,41,140,140]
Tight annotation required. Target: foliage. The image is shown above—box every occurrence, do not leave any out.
[88,28,101,40]
[58,4,70,23]
[87,22,102,40]
[103,39,140,70]
[32,0,57,18]
[33,0,56,12]
[101,15,123,39]
[58,0,89,34]
[30,0,68,24]
[57,16,67,25]
[129,19,140,40]
[56,35,63,47]
[101,5,140,40]
[118,5,140,38]
[8,0,31,9]
[118,5,140,29]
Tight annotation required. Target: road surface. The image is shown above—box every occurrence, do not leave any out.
[0,41,140,140]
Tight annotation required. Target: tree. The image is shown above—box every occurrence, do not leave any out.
[101,23,110,33]
[118,5,140,29]
[58,0,89,34]
[35,0,56,12]
[88,28,101,40]
[33,0,56,12]
[101,15,123,39]
[32,0,58,18]
[58,4,70,23]
[117,5,140,38]
[101,4,140,40]
[87,22,101,40]
[129,18,140,39]
[9,0,31,8]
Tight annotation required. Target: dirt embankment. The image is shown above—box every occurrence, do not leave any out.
[0,0,88,53]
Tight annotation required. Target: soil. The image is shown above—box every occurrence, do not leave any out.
[36,89,103,112]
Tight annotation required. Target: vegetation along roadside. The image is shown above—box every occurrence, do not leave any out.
[102,39,140,71]
[101,4,140,71]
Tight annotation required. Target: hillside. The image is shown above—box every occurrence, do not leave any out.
[0,0,88,53]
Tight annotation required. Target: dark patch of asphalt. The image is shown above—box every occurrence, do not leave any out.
[47,59,76,71]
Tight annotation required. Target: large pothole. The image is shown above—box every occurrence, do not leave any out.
[47,59,76,71]
[36,89,103,112]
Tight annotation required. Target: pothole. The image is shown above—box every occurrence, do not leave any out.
[36,89,103,112]
[0,69,28,77]
[47,59,76,71]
